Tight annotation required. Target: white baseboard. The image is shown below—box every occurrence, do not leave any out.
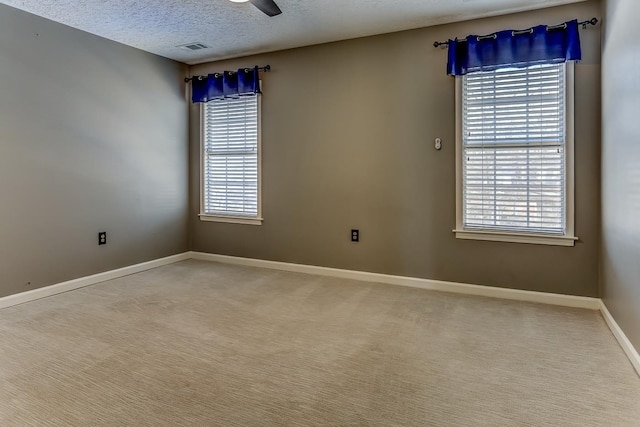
[600,301,640,376]
[5,250,638,377]
[189,252,601,310]
[192,252,639,376]
[0,252,191,310]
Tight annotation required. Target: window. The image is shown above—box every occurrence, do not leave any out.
[454,62,576,246]
[200,94,262,225]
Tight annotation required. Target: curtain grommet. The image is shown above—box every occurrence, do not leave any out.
[477,34,498,42]
[547,23,568,32]
[512,28,534,36]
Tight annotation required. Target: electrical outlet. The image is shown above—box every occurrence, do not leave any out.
[351,229,359,242]
[98,232,107,245]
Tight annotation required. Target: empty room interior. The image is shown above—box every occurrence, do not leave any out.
[1,0,639,424]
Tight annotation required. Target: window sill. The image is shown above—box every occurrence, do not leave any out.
[199,214,263,226]
[453,229,577,247]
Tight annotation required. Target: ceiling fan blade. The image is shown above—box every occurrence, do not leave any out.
[249,0,282,17]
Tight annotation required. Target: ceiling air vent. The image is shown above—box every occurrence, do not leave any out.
[177,42,211,51]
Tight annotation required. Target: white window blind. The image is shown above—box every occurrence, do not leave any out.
[203,95,259,217]
[462,63,566,234]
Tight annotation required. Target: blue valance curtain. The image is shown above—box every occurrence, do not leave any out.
[447,19,581,76]
[192,66,260,103]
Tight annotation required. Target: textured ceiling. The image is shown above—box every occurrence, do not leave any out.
[1,0,587,64]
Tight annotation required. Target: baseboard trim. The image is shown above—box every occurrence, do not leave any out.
[2,250,637,376]
[0,252,191,310]
[189,252,601,310]
[192,252,640,374]
[600,301,640,376]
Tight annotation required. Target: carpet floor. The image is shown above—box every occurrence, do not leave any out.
[0,259,639,426]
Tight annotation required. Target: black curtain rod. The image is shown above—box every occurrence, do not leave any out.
[184,65,271,83]
[432,18,598,48]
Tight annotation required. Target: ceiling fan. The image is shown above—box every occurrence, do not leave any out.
[229,0,282,17]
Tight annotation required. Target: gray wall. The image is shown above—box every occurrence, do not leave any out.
[0,5,189,298]
[601,0,640,349]
[190,1,602,296]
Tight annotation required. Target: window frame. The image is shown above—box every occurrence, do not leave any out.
[199,93,263,226]
[454,62,577,246]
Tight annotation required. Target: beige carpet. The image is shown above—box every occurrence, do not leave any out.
[0,259,639,426]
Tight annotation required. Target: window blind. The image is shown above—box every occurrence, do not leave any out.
[203,95,258,217]
[462,63,565,233]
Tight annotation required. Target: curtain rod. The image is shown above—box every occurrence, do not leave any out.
[432,18,598,48]
[184,65,271,83]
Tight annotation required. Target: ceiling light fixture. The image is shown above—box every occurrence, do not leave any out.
[228,0,250,3]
